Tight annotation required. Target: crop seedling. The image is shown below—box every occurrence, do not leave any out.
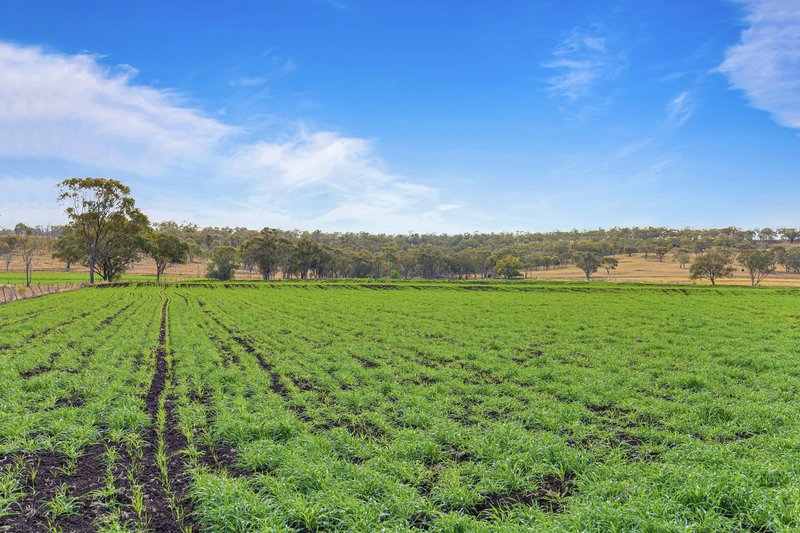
[0,281,799,531]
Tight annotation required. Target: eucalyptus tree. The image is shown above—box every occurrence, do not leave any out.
[573,251,602,281]
[599,256,618,274]
[241,228,290,280]
[57,178,145,284]
[737,249,776,286]
[145,232,189,282]
[14,225,36,287]
[783,248,800,273]
[207,246,240,280]
[673,251,691,269]
[1,236,16,272]
[778,227,799,244]
[493,254,522,279]
[654,245,670,262]
[52,225,84,272]
[689,250,733,286]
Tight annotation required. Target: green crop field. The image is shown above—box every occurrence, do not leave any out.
[0,273,162,285]
[1,282,799,532]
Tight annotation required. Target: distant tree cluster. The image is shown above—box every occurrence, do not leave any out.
[1,178,798,285]
[149,223,800,282]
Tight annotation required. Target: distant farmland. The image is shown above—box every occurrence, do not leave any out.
[6,249,800,287]
[1,281,798,531]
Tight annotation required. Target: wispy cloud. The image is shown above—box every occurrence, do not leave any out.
[229,76,268,87]
[718,0,800,131]
[0,43,233,175]
[0,42,452,232]
[664,91,695,128]
[543,27,625,102]
[228,49,296,89]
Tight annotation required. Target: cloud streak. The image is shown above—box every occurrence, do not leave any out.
[665,91,695,128]
[718,0,800,131]
[543,27,625,102]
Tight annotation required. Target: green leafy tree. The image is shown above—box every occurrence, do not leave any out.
[638,241,655,259]
[57,178,143,284]
[737,249,776,286]
[146,232,189,282]
[52,226,84,272]
[654,245,669,262]
[241,229,290,280]
[207,246,240,280]
[289,238,327,280]
[599,256,618,274]
[673,251,691,269]
[93,211,149,282]
[13,222,30,236]
[689,250,734,285]
[493,254,522,279]
[771,246,786,269]
[573,251,602,281]
[777,227,799,244]
[758,228,775,243]
[415,244,442,279]
[783,248,800,273]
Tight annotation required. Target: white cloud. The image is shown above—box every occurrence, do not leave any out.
[229,76,268,87]
[665,91,695,128]
[0,43,234,175]
[228,131,391,189]
[0,42,450,233]
[543,27,625,102]
[718,0,800,131]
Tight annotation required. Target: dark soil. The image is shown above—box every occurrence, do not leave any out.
[472,473,576,518]
[54,396,85,408]
[199,304,274,371]
[585,403,632,417]
[270,372,290,397]
[0,450,63,531]
[20,366,50,378]
[139,298,191,533]
[408,511,433,529]
[100,302,134,326]
[340,417,385,440]
[0,444,107,532]
[355,356,379,368]
[196,443,241,474]
[717,431,763,444]
[52,444,108,532]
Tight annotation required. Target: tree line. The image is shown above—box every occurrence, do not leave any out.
[1,178,798,285]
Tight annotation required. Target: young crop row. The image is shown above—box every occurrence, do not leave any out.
[0,288,188,532]
[1,282,799,531]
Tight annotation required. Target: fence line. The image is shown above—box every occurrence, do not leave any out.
[0,283,89,305]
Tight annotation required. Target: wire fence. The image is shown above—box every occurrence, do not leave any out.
[0,283,89,305]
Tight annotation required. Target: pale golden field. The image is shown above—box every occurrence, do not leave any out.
[525,252,800,286]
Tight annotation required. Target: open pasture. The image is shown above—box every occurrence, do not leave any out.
[1,281,799,532]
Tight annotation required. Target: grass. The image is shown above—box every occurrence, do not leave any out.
[0,281,799,531]
[0,272,162,285]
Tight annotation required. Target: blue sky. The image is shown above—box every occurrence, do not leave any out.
[0,0,798,233]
